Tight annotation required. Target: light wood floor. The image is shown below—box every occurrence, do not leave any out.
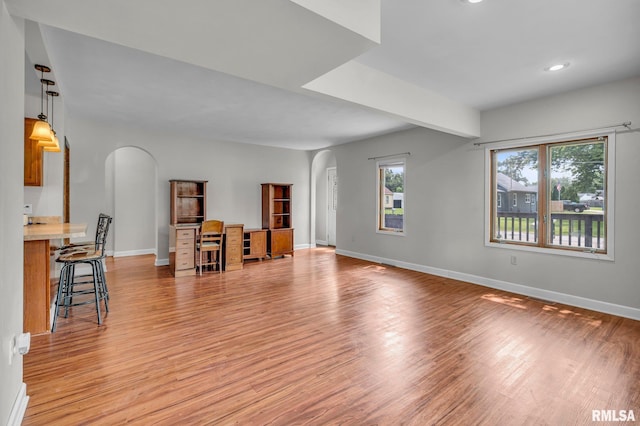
[23,248,640,425]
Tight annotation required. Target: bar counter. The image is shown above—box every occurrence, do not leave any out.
[24,223,87,334]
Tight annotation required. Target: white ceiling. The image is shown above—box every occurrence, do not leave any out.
[12,0,640,151]
[357,0,640,110]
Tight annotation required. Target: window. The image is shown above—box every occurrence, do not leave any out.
[486,132,614,259]
[377,158,405,234]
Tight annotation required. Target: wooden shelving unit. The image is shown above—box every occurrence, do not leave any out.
[261,183,294,257]
[243,228,267,261]
[170,180,207,225]
[169,180,207,277]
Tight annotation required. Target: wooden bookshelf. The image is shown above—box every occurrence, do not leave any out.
[261,183,294,257]
[170,180,207,225]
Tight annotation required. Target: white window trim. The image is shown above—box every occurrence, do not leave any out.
[484,128,615,261]
[376,157,406,236]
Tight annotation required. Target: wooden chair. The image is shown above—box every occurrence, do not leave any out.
[198,220,224,275]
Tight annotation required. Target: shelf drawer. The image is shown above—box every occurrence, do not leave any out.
[176,228,195,240]
[175,250,194,269]
[227,245,242,257]
[226,229,242,241]
[176,239,194,249]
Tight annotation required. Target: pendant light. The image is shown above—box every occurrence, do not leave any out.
[44,90,61,152]
[30,64,54,142]
[36,78,57,148]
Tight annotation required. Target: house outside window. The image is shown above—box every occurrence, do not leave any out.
[485,131,614,259]
[377,158,405,234]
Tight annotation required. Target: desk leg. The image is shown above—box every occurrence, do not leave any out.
[24,240,51,334]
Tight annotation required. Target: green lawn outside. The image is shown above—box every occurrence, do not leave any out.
[384,208,404,215]
[496,211,606,238]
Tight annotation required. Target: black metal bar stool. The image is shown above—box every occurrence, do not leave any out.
[52,214,112,332]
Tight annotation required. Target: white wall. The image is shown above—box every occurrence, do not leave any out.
[334,76,640,318]
[64,116,312,264]
[0,2,27,424]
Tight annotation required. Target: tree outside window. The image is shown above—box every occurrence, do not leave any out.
[378,159,405,233]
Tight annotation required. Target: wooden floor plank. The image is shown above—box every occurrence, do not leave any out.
[23,248,640,425]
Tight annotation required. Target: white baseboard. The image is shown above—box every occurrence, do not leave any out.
[8,383,29,426]
[156,258,169,266]
[113,248,156,258]
[294,243,313,250]
[335,248,640,321]
[315,240,329,246]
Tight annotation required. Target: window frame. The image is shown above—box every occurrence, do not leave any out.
[376,157,406,236]
[484,129,615,261]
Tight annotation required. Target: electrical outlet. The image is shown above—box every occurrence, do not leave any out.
[8,333,31,365]
[23,204,33,214]
[510,255,517,265]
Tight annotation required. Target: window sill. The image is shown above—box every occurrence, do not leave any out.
[377,229,405,237]
[486,240,613,261]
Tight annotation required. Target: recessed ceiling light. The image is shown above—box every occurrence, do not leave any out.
[545,63,570,72]
[462,0,484,3]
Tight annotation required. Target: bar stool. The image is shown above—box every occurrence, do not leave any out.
[51,215,112,332]
[58,213,111,254]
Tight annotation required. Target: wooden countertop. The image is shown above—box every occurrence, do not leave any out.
[23,223,87,241]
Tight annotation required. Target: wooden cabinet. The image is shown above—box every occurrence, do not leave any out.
[261,183,294,257]
[170,180,207,225]
[268,228,294,258]
[24,240,50,333]
[224,224,244,271]
[24,117,44,186]
[243,229,267,261]
[169,224,198,277]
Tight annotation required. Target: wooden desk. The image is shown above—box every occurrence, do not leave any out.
[169,223,245,276]
[24,223,87,334]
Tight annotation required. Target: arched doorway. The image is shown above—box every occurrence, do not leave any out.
[105,147,158,258]
[311,150,337,246]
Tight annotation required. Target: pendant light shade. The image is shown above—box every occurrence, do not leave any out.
[43,134,61,152]
[32,120,53,143]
